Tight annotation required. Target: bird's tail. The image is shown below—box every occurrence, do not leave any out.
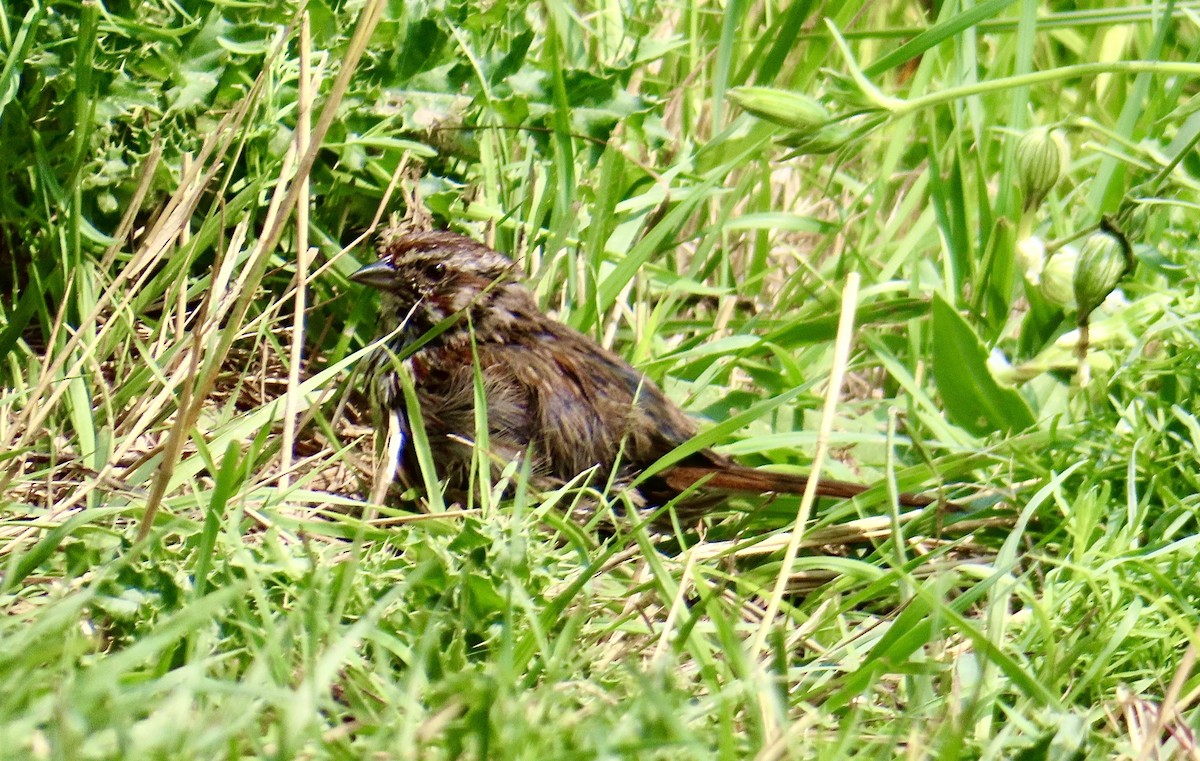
[661,464,938,507]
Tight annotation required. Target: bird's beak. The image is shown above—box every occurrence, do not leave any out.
[349,259,396,290]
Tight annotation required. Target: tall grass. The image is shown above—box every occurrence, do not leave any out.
[2,1,1200,757]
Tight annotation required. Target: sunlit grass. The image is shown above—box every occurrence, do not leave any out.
[1,0,1199,758]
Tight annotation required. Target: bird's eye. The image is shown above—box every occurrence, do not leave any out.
[423,262,446,280]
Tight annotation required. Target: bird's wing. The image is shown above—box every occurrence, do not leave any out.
[465,327,713,480]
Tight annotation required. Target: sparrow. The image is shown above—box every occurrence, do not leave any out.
[351,229,940,518]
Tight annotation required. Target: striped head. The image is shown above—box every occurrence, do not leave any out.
[350,230,519,335]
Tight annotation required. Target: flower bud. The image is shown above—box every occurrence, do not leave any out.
[728,87,829,132]
[1112,197,1149,243]
[1074,225,1132,319]
[1040,246,1077,308]
[1016,128,1067,210]
[778,123,853,154]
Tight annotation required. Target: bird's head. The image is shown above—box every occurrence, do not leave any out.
[350,229,520,332]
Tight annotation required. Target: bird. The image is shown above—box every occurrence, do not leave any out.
[350,228,942,520]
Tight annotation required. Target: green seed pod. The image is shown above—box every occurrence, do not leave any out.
[728,86,830,132]
[1073,225,1132,319]
[1016,128,1067,210]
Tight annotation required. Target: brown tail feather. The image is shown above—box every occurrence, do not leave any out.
[661,464,936,507]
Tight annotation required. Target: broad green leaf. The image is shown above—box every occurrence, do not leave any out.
[932,293,1035,435]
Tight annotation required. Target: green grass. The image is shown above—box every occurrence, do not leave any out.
[3,0,1200,758]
